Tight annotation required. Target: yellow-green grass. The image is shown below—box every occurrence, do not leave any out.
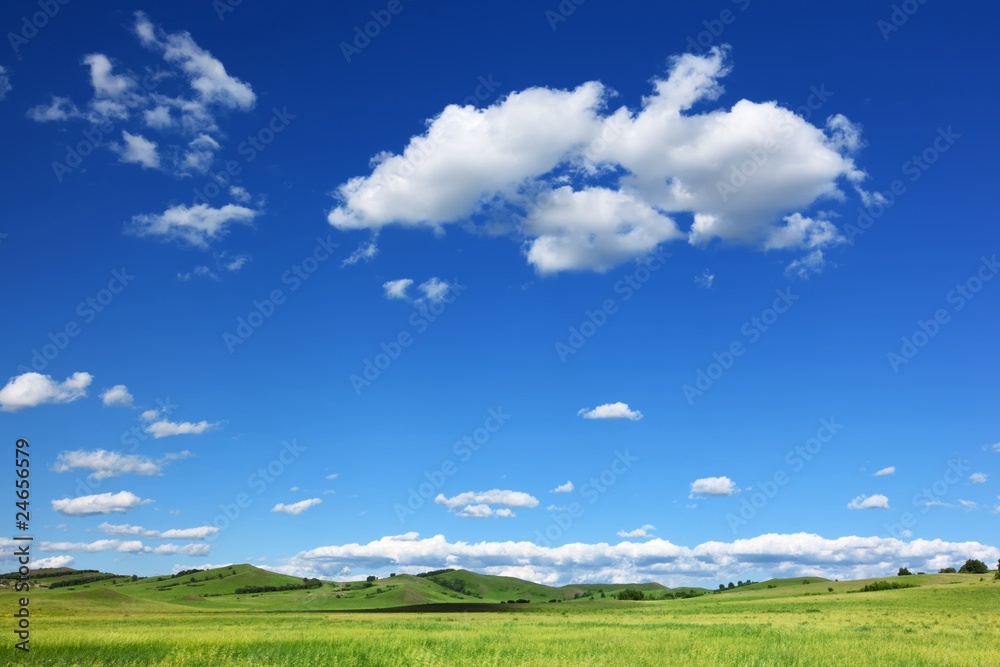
[7,572,999,665]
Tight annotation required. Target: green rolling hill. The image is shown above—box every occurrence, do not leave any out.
[3,564,706,611]
[7,565,986,614]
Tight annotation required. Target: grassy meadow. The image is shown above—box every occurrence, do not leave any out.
[5,566,999,666]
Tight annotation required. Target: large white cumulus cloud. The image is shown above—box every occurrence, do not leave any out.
[328,48,867,276]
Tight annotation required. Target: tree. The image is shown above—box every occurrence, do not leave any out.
[617,589,644,601]
[898,567,912,576]
[938,567,956,573]
[366,575,377,582]
[130,574,138,582]
[727,582,735,589]
[958,559,988,574]
[600,591,605,598]
[719,584,725,590]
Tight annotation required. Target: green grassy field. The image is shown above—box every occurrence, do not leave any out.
[5,566,998,665]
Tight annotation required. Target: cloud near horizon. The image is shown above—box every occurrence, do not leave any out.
[267,532,1000,587]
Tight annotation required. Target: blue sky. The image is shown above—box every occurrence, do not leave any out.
[1,0,998,585]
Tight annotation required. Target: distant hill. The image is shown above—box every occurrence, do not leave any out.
[1,564,709,610]
[6,565,982,613]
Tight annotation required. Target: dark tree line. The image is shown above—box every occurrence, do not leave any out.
[235,578,322,595]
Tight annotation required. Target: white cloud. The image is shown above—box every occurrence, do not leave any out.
[118,540,147,553]
[784,248,828,279]
[382,277,455,303]
[329,81,603,234]
[53,449,190,480]
[144,105,172,129]
[577,402,643,421]
[551,481,574,493]
[695,269,714,289]
[128,203,258,248]
[33,555,74,569]
[272,498,322,515]
[523,187,682,273]
[436,490,539,510]
[51,491,146,516]
[97,522,157,537]
[327,48,866,274]
[178,251,251,281]
[383,278,413,300]
[0,65,10,100]
[970,473,987,484]
[435,490,538,517]
[96,523,217,540]
[874,466,895,476]
[221,253,250,271]
[764,213,844,251]
[992,443,1000,453]
[83,53,132,98]
[177,265,219,281]
[101,384,134,407]
[617,524,655,538]
[847,493,890,510]
[152,543,211,556]
[27,96,81,122]
[444,504,518,519]
[229,186,252,203]
[180,133,220,173]
[134,12,255,110]
[325,473,339,480]
[159,526,219,540]
[690,476,736,497]
[457,504,495,518]
[0,371,92,412]
[417,278,452,302]
[342,235,378,266]
[139,409,160,421]
[113,131,160,169]
[276,532,1000,587]
[144,419,219,438]
[41,539,123,553]
[958,499,979,510]
[30,15,255,177]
